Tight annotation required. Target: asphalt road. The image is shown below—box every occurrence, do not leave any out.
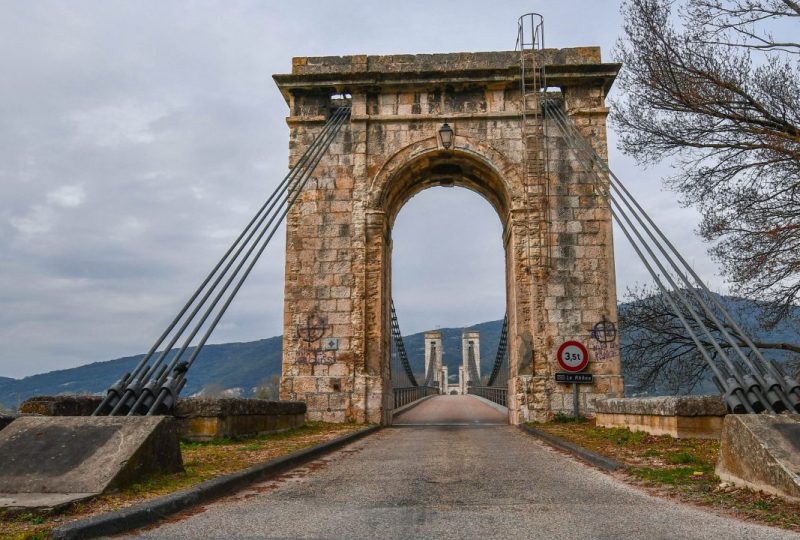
[125,396,798,539]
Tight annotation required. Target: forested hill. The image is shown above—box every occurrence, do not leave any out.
[0,324,502,409]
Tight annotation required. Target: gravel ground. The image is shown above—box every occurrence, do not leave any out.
[124,396,799,540]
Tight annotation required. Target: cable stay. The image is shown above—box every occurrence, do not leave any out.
[541,100,800,414]
[93,106,352,416]
[389,302,440,409]
[390,301,417,387]
[487,315,509,387]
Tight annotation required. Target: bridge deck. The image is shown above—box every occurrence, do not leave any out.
[393,395,507,425]
[127,405,793,539]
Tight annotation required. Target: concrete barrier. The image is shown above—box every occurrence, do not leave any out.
[595,395,727,439]
[0,416,183,511]
[716,414,800,502]
[174,398,306,441]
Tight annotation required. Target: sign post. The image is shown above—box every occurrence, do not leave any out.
[555,340,590,419]
[573,383,579,419]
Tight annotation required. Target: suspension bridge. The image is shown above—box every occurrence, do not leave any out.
[87,13,798,421]
[1,13,799,535]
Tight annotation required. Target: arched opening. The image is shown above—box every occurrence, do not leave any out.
[365,146,525,425]
[391,186,505,415]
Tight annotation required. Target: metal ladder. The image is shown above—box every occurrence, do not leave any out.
[517,13,551,291]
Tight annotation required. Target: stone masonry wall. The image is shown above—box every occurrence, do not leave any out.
[275,49,624,424]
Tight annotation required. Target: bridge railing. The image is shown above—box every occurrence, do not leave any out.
[468,386,508,407]
[393,386,439,410]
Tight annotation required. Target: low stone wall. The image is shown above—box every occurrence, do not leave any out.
[18,395,307,442]
[173,398,306,442]
[595,395,727,439]
[20,395,103,416]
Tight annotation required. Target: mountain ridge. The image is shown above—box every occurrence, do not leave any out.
[1,295,797,409]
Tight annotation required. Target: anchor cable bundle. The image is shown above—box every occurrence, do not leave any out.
[94,106,351,416]
[541,100,800,413]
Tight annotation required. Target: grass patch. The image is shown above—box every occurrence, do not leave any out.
[594,426,648,446]
[552,412,589,424]
[665,451,702,465]
[532,419,800,532]
[631,465,713,485]
[0,421,365,540]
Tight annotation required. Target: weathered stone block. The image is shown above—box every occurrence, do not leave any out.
[173,398,306,442]
[595,396,727,439]
[596,395,727,416]
[20,395,103,416]
[716,414,800,501]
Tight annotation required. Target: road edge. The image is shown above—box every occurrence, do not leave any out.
[519,424,622,471]
[50,424,381,540]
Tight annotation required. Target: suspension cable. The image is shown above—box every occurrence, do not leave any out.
[543,101,798,412]
[140,107,351,416]
[487,314,508,387]
[390,301,417,387]
[94,106,350,416]
[101,110,351,416]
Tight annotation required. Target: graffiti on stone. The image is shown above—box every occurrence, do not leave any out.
[295,313,336,365]
[296,349,336,365]
[296,313,327,344]
[589,316,618,362]
[591,317,617,343]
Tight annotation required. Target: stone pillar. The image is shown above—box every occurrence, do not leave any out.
[424,331,443,385]
[275,48,624,424]
[461,331,481,385]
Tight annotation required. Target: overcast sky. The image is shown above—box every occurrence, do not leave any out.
[0,1,724,378]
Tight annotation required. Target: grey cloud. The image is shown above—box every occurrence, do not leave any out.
[0,1,724,377]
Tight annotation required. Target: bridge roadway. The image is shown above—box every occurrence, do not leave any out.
[128,395,796,539]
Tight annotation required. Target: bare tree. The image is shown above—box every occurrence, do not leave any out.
[612,0,800,325]
[254,374,281,400]
[619,284,800,394]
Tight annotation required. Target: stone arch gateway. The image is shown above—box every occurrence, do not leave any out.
[274,48,624,424]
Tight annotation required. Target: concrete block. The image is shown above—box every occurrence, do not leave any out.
[0,416,183,510]
[716,414,800,501]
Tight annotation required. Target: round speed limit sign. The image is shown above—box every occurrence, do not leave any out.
[556,341,589,372]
